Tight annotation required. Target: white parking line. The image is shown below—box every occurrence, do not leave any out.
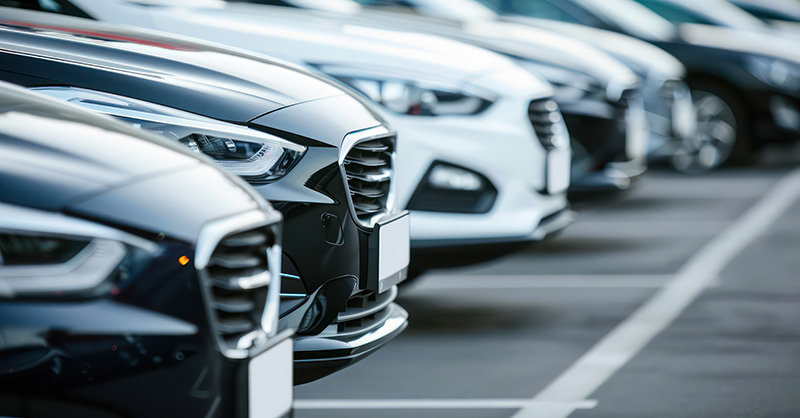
[294,399,598,410]
[417,275,674,290]
[567,220,731,237]
[513,168,800,418]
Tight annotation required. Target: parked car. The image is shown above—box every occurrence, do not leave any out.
[730,0,800,27]
[467,8,697,173]
[0,81,292,417]
[485,0,800,170]
[631,0,800,41]
[0,7,410,384]
[45,0,575,274]
[234,0,650,191]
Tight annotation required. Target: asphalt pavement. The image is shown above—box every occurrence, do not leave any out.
[294,145,800,418]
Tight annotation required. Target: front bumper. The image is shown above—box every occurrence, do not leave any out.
[390,92,571,246]
[563,88,649,192]
[293,296,408,385]
[0,239,292,418]
[265,129,409,384]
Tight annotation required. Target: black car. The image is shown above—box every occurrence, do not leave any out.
[485,0,800,170]
[0,7,410,384]
[0,81,291,417]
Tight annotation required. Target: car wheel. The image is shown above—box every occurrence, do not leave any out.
[672,84,749,173]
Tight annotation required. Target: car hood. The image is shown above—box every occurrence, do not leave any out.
[83,1,521,84]
[0,84,266,243]
[222,4,634,88]
[505,16,686,80]
[0,7,349,123]
[677,23,800,64]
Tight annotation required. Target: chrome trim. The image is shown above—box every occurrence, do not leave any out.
[194,209,281,270]
[338,125,391,166]
[339,126,399,228]
[195,208,283,359]
[294,303,408,355]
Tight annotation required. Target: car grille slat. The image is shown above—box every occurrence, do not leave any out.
[219,231,268,248]
[343,135,396,225]
[212,295,256,313]
[209,253,262,269]
[528,99,565,150]
[200,225,277,358]
[329,286,398,337]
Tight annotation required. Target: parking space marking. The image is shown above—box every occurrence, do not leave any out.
[294,399,598,410]
[513,168,800,418]
[417,275,674,290]
[568,221,731,237]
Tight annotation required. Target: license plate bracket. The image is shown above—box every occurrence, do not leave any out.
[367,211,410,293]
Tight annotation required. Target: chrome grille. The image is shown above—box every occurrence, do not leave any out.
[200,222,280,359]
[343,134,395,225]
[529,99,565,150]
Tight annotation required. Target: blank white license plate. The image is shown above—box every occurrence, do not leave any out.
[547,148,571,194]
[249,339,293,418]
[377,213,410,293]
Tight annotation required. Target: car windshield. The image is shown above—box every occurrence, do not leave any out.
[733,0,800,22]
[579,0,677,40]
[113,0,225,6]
[355,0,499,20]
[669,0,769,31]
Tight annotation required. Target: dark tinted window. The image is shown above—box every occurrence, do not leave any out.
[636,0,714,25]
[0,0,93,18]
[513,0,583,23]
[738,4,800,22]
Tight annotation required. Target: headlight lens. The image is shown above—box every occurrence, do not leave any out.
[32,87,306,183]
[516,60,605,103]
[747,56,800,92]
[0,203,155,298]
[317,66,494,116]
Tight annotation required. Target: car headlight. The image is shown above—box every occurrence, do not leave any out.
[0,203,156,298]
[31,87,306,184]
[747,56,800,92]
[515,60,606,104]
[316,65,495,116]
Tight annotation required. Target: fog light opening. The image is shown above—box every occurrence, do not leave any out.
[428,165,483,191]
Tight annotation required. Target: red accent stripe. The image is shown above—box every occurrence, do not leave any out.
[1,20,194,51]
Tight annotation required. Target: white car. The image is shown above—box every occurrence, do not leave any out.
[57,0,573,269]
[227,0,650,190]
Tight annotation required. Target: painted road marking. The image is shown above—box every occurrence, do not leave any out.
[417,275,674,290]
[294,399,598,410]
[513,168,800,418]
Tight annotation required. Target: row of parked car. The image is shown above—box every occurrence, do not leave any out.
[1,0,798,416]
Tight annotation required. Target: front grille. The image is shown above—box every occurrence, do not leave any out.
[343,134,395,225]
[529,99,566,150]
[329,286,398,336]
[202,224,279,358]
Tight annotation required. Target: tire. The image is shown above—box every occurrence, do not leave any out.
[672,81,751,173]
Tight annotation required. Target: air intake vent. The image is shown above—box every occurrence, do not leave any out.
[334,286,398,335]
[343,134,395,226]
[203,225,278,358]
[529,99,565,150]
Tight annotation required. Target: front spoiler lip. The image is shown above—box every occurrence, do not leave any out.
[293,303,408,363]
[410,207,575,249]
